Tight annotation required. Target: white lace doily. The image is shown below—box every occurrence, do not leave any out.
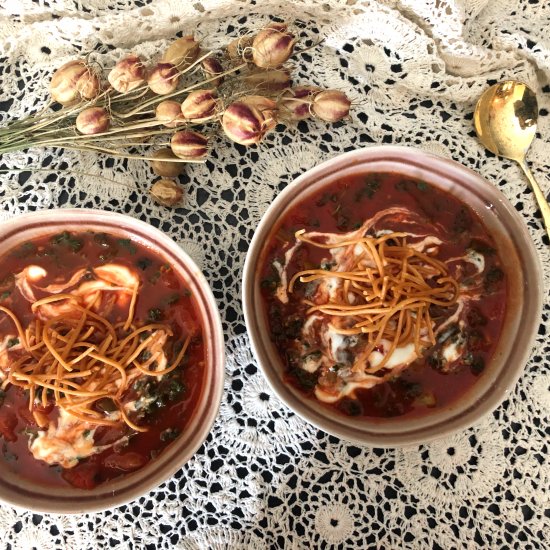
[0,1,549,548]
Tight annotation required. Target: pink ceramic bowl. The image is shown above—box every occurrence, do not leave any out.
[0,209,224,513]
[243,145,542,447]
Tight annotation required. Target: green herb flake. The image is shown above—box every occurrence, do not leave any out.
[51,231,83,252]
[118,239,137,255]
[417,181,428,191]
[166,379,185,401]
[93,233,112,247]
[0,291,11,301]
[291,367,319,391]
[165,293,181,305]
[136,257,152,270]
[13,242,37,258]
[160,427,180,442]
[362,177,381,199]
[484,266,504,292]
[7,338,19,348]
[138,350,152,363]
[148,308,163,322]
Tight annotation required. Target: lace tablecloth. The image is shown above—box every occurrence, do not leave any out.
[0,1,549,548]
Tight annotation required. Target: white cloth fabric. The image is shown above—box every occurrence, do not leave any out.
[0,1,548,548]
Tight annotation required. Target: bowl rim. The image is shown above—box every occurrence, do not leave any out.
[243,145,543,447]
[0,208,225,513]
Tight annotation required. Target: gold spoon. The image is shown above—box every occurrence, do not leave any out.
[474,80,550,238]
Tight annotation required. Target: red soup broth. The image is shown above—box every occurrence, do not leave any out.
[0,230,206,489]
[259,172,508,420]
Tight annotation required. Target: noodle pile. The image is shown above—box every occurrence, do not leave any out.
[0,294,190,432]
[288,230,459,373]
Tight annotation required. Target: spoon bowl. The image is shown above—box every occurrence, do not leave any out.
[474,80,549,238]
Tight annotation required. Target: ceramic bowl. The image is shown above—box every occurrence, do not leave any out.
[243,145,542,447]
[0,209,224,513]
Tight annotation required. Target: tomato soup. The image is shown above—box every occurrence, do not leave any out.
[0,231,205,489]
[259,172,507,419]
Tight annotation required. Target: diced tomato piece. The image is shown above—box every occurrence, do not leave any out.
[0,408,17,442]
[104,452,147,472]
[61,463,99,490]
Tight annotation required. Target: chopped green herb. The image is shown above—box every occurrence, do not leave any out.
[93,233,112,247]
[138,350,152,362]
[484,266,504,292]
[336,213,350,230]
[166,379,185,401]
[291,367,319,391]
[469,238,495,256]
[83,429,92,438]
[401,381,422,398]
[7,338,19,348]
[136,257,152,270]
[470,356,485,375]
[0,291,11,301]
[452,207,472,235]
[338,398,362,416]
[118,239,137,254]
[160,427,180,442]
[164,293,181,305]
[261,278,278,291]
[320,260,335,271]
[417,181,428,191]
[51,231,83,252]
[148,308,163,322]
[13,242,37,258]
[361,177,381,199]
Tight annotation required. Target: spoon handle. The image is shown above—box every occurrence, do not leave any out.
[517,160,550,239]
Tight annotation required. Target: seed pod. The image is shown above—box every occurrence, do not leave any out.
[278,86,320,120]
[108,54,146,93]
[180,89,218,122]
[201,57,225,87]
[171,130,209,160]
[50,60,101,105]
[148,63,179,95]
[242,68,291,93]
[312,90,351,122]
[251,24,296,69]
[222,97,277,146]
[162,35,200,69]
[226,35,253,61]
[76,107,110,135]
[150,179,184,207]
[241,95,278,132]
[150,148,186,177]
[155,100,185,128]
